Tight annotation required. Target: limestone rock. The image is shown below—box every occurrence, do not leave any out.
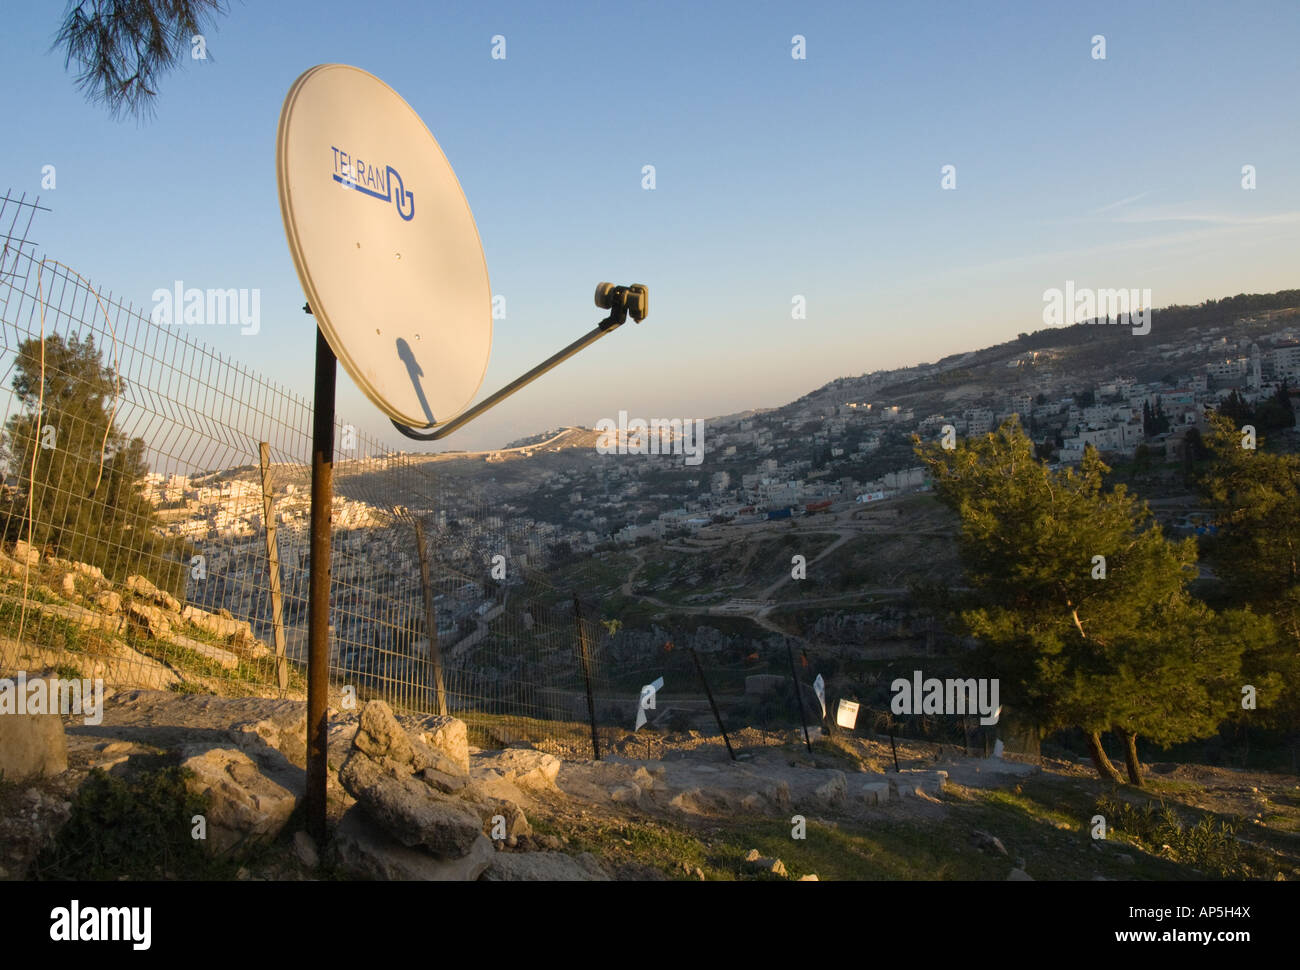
[181,604,253,641]
[814,771,847,806]
[126,574,181,613]
[73,562,105,582]
[480,851,610,881]
[181,745,297,855]
[339,749,481,859]
[411,714,470,775]
[61,573,77,597]
[353,701,415,766]
[744,848,788,877]
[891,769,947,798]
[293,831,319,869]
[862,781,890,805]
[172,636,239,670]
[0,689,67,781]
[11,541,40,565]
[332,807,495,881]
[95,590,123,614]
[229,708,309,769]
[126,602,172,640]
[0,549,24,577]
[488,748,561,792]
[610,783,641,804]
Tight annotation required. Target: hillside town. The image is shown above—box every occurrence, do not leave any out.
[128,311,1298,672]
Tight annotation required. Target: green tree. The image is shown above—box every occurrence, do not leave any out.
[1217,389,1253,428]
[1196,413,1299,729]
[915,420,1262,784]
[1,333,185,594]
[1253,380,1296,432]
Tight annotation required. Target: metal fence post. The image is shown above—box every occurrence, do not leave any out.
[305,327,335,845]
[414,518,448,715]
[572,592,600,761]
[258,442,289,693]
[786,639,812,754]
[689,646,735,760]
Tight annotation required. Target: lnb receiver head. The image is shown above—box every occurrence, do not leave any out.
[594,283,649,324]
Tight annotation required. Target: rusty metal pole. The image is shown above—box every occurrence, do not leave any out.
[689,646,735,761]
[572,593,600,761]
[258,442,289,693]
[306,326,335,844]
[786,639,813,754]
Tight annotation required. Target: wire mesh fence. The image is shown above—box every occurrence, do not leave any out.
[0,191,923,764]
[0,191,636,758]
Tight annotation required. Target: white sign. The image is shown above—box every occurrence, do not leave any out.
[835,699,860,729]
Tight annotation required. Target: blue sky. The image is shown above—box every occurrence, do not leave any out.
[3,1,1298,451]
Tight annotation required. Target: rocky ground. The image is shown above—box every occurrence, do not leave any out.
[2,687,1297,882]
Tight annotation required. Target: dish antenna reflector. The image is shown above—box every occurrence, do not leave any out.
[277,63,491,427]
[275,64,649,840]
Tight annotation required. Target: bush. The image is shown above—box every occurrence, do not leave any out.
[33,765,227,880]
[1094,794,1245,878]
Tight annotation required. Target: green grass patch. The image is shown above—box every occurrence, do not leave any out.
[33,764,240,881]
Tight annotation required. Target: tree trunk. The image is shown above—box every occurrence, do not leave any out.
[1116,727,1144,786]
[1085,729,1123,783]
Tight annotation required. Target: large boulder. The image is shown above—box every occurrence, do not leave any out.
[0,681,67,781]
[331,807,495,881]
[484,748,561,792]
[410,714,469,775]
[353,701,466,782]
[339,750,481,858]
[181,746,298,855]
[353,700,416,765]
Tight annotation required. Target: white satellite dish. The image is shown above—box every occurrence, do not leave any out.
[276,63,650,841]
[276,63,492,427]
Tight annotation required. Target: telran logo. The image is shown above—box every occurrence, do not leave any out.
[332,146,414,221]
[595,411,705,466]
[50,900,151,950]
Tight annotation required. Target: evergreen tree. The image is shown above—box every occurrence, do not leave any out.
[0,334,185,594]
[915,420,1263,783]
[1218,389,1253,427]
[1196,413,1299,729]
[53,0,229,120]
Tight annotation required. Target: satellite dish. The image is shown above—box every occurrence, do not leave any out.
[276,64,491,427]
